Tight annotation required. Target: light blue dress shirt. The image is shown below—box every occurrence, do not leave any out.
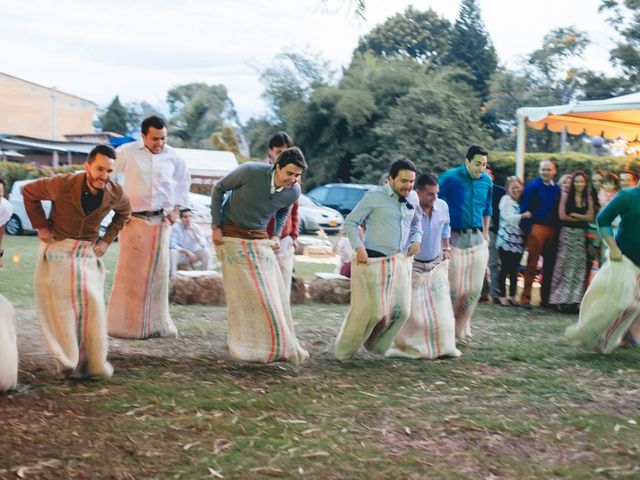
[170,221,207,252]
[344,183,422,256]
[414,198,451,262]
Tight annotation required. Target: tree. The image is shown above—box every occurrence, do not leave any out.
[356,7,451,66]
[600,0,640,80]
[242,117,282,159]
[211,127,247,162]
[167,83,237,149]
[99,96,128,135]
[260,50,334,123]
[445,0,498,101]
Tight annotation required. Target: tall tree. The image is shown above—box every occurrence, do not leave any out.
[600,0,640,80]
[99,96,128,135]
[356,7,451,66]
[166,83,236,149]
[445,0,498,101]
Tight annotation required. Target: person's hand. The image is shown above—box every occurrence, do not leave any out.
[609,245,623,262]
[407,241,420,257]
[569,213,580,220]
[521,211,532,220]
[293,239,300,252]
[186,250,197,262]
[270,236,281,252]
[442,248,451,261]
[37,227,53,243]
[93,240,109,257]
[166,210,178,225]
[483,233,490,243]
[355,247,368,264]
[211,227,224,246]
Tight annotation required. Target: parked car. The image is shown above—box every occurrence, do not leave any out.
[305,183,375,216]
[7,178,113,236]
[298,194,343,233]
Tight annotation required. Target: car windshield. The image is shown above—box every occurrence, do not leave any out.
[299,194,321,207]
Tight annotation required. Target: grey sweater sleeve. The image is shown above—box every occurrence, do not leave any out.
[210,165,248,227]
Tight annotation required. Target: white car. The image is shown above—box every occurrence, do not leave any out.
[298,194,344,233]
[6,178,113,236]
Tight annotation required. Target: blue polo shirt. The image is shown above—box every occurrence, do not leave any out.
[438,164,492,229]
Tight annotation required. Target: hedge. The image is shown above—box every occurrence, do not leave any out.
[0,162,78,194]
[487,151,640,187]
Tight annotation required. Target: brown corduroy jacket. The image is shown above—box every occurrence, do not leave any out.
[23,173,131,245]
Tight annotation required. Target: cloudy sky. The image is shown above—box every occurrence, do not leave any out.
[0,0,618,123]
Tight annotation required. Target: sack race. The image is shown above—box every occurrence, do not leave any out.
[218,237,308,364]
[35,240,113,379]
[0,295,18,391]
[275,235,295,300]
[386,261,460,359]
[335,254,412,360]
[566,254,640,353]
[449,241,489,339]
[108,216,177,339]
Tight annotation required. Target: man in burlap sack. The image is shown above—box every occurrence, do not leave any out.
[23,145,131,379]
[211,147,309,364]
[335,158,422,360]
[0,179,17,390]
[438,145,492,339]
[108,115,191,339]
[265,132,299,298]
[566,181,640,352]
[387,173,460,359]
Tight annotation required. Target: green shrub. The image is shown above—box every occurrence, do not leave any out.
[488,152,640,187]
[0,162,83,194]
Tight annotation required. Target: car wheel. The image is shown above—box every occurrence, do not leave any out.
[5,215,23,235]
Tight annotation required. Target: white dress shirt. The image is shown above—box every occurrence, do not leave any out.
[114,141,191,212]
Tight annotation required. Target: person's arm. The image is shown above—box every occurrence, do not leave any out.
[406,205,422,256]
[557,191,575,222]
[22,177,58,243]
[100,190,132,246]
[173,155,192,209]
[482,182,493,241]
[570,195,595,222]
[344,192,374,263]
[0,225,5,268]
[597,191,626,261]
[440,201,452,259]
[210,165,248,245]
[273,205,291,237]
[290,200,300,241]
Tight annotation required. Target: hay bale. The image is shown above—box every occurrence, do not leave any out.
[169,271,226,305]
[309,273,351,304]
[291,275,306,304]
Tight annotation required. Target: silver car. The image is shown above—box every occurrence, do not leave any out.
[299,194,344,233]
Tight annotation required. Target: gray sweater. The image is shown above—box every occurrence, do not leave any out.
[210,163,300,235]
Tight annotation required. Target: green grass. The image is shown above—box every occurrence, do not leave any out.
[1,236,639,479]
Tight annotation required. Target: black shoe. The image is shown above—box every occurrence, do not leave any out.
[521,303,532,310]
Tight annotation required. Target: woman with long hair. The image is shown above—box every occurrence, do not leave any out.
[495,176,531,306]
[549,171,595,312]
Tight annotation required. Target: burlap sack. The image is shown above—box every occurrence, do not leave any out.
[449,241,489,339]
[276,236,295,300]
[108,215,177,339]
[335,254,412,360]
[566,254,640,353]
[218,237,309,364]
[0,295,17,391]
[35,239,113,379]
[387,260,460,359]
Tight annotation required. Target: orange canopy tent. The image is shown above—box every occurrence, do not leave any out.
[515,92,640,178]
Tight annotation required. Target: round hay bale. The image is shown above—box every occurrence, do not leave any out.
[309,275,351,304]
[169,271,226,305]
[291,275,306,304]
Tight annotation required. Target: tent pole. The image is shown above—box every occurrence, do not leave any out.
[515,113,526,180]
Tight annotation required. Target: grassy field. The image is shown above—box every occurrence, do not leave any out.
[1,236,639,479]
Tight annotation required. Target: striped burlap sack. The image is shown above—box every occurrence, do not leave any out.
[0,295,18,391]
[218,237,309,364]
[35,239,113,379]
[275,235,295,298]
[448,241,489,339]
[108,215,177,339]
[386,260,461,360]
[566,254,640,353]
[335,254,413,360]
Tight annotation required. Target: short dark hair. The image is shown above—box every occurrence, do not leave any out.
[415,173,438,190]
[275,147,307,170]
[603,172,620,189]
[268,132,294,149]
[389,157,416,179]
[141,115,167,134]
[87,144,116,163]
[593,169,607,177]
[465,144,488,161]
[179,207,193,217]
